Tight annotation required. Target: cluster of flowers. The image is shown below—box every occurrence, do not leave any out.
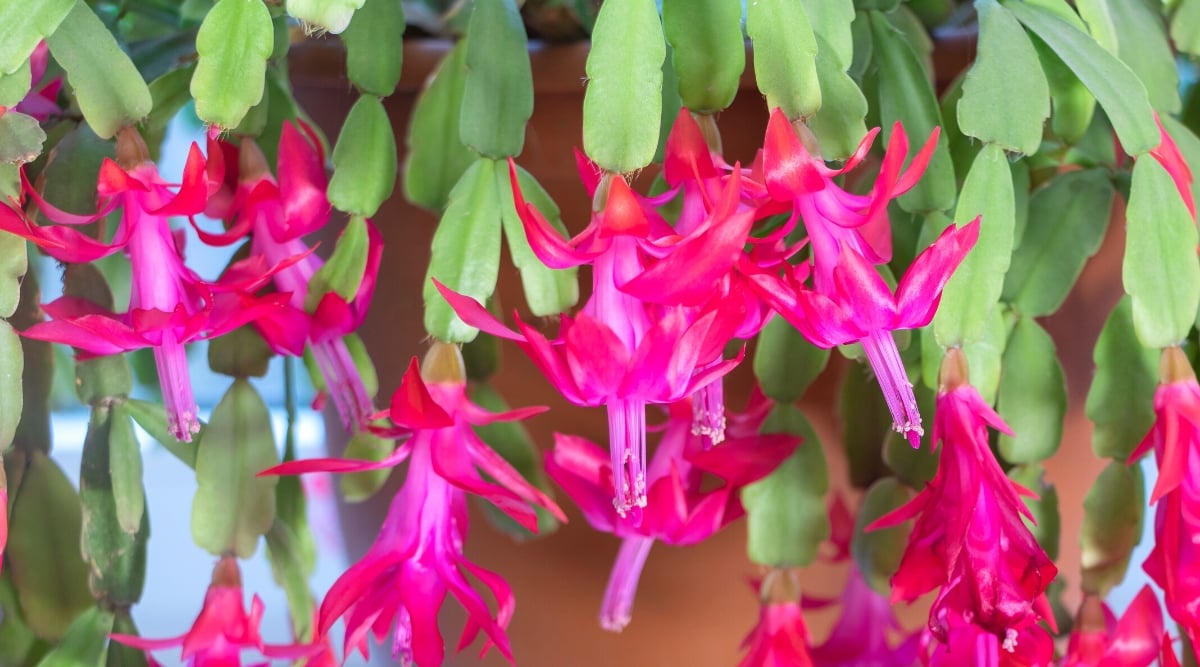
[0,98,1192,666]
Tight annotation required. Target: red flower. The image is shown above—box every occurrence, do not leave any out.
[1059,586,1163,667]
[265,345,565,665]
[0,129,288,440]
[110,557,320,665]
[872,350,1057,660]
[739,571,815,667]
[200,122,382,432]
[1130,347,1200,648]
[545,394,797,630]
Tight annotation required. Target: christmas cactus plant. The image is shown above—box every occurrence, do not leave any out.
[0,0,1197,665]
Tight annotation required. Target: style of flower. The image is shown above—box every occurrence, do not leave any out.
[264,343,565,666]
[1128,346,1200,648]
[200,122,382,432]
[435,158,752,517]
[110,556,320,665]
[749,220,979,447]
[871,349,1057,662]
[545,394,797,631]
[1059,586,1163,667]
[739,570,815,667]
[0,128,286,441]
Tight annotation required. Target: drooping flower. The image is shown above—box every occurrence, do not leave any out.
[110,556,320,665]
[757,108,939,292]
[749,220,978,447]
[808,566,921,667]
[264,343,565,666]
[739,570,815,667]
[1129,346,1200,647]
[545,394,797,631]
[13,42,62,122]
[0,128,287,441]
[435,158,752,516]
[872,349,1057,663]
[1058,586,1163,667]
[807,495,920,667]
[199,122,382,432]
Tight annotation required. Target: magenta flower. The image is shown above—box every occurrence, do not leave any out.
[808,567,920,667]
[265,347,565,665]
[545,395,797,630]
[749,220,979,447]
[0,129,287,440]
[806,495,920,667]
[200,122,382,431]
[739,571,815,667]
[435,160,750,516]
[758,108,939,292]
[1129,347,1200,647]
[871,351,1057,660]
[110,557,320,665]
[1059,586,1163,667]
[12,42,62,121]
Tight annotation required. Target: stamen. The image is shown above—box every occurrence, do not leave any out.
[599,536,656,632]
[860,329,924,447]
[607,397,648,518]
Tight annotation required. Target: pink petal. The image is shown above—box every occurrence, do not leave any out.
[564,313,629,397]
[544,433,617,532]
[894,218,980,328]
[1097,585,1163,667]
[21,316,149,355]
[762,108,826,199]
[278,120,332,238]
[663,108,718,185]
[389,358,454,429]
[151,143,208,216]
[597,177,650,238]
[508,159,593,268]
[686,433,799,485]
[432,279,523,341]
[831,244,898,331]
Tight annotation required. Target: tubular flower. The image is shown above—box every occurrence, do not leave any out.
[0,128,286,441]
[749,220,979,447]
[624,109,777,445]
[872,349,1057,662]
[808,495,920,667]
[758,108,939,292]
[809,566,921,667]
[264,344,565,666]
[1129,346,1200,647]
[110,556,320,665]
[435,158,751,517]
[201,122,382,432]
[739,570,815,667]
[545,395,797,631]
[1059,586,1163,667]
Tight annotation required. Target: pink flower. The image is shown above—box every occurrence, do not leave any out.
[200,122,382,432]
[0,129,287,440]
[749,220,979,447]
[758,108,938,292]
[265,345,565,665]
[871,350,1057,660]
[1129,347,1200,648]
[110,556,320,665]
[545,395,797,630]
[1059,586,1163,667]
[739,571,815,667]
[435,159,749,516]
[14,41,62,121]
[809,567,920,667]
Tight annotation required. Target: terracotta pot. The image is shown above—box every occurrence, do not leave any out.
[288,32,1119,666]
